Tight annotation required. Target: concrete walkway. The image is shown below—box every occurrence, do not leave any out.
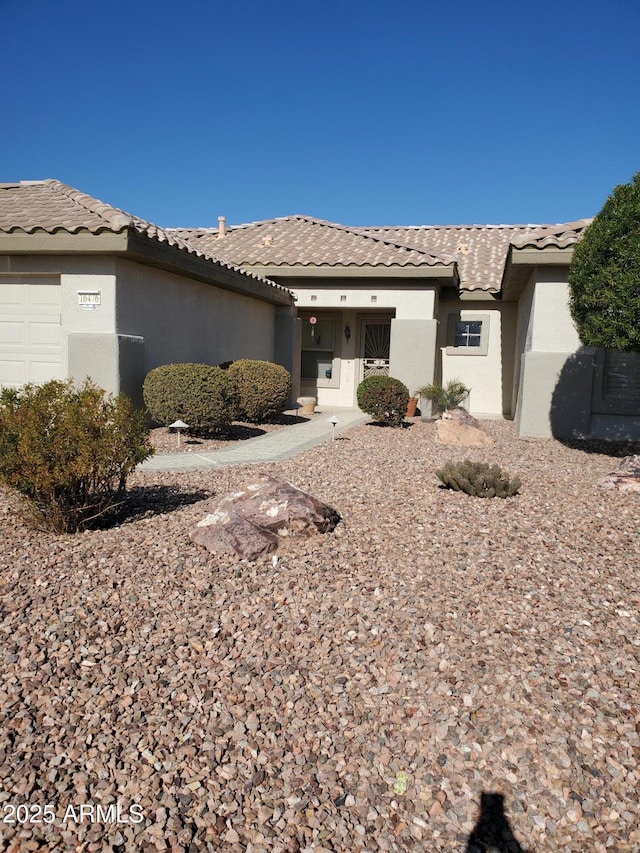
[139,408,368,471]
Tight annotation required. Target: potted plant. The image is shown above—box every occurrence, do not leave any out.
[405,395,419,417]
[416,379,470,419]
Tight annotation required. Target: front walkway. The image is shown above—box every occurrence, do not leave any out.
[139,408,368,472]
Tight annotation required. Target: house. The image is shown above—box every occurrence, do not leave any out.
[0,180,296,409]
[1,180,638,439]
[176,214,640,440]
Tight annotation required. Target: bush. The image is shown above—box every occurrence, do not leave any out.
[225,359,291,423]
[143,363,238,435]
[435,459,521,498]
[0,379,153,532]
[569,171,640,352]
[356,375,410,426]
[417,379,470,416]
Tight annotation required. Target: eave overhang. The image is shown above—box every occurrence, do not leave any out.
[0,229,293,307]
[241,262,459,287]
[500,245,574,301]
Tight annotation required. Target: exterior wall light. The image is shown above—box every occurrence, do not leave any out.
[344,325,351,342]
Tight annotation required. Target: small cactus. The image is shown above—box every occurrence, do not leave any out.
[436,459,521,498]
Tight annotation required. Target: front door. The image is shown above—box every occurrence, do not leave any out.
[361,321,391,379]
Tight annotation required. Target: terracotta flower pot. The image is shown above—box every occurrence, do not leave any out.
[405,396,418,417]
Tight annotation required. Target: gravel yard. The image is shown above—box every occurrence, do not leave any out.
[0,420,639,852]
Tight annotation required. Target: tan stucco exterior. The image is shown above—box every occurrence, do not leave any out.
[0,247,295,409]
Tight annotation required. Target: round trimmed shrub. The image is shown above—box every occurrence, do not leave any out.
[0,379,153,532]
[356,375,410,426]
[226,359,291,423]
[143,363,238,435]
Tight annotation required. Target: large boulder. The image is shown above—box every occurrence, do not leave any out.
[597,455,640,492]
[435,412,494,448]
[441,407,480,427]
[190,473,341,559]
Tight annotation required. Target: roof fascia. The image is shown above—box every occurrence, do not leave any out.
[124,231,293,306]
[510,246,574,266]
[0,231,128,253]
[500,245,574,301]
[0,228,293,307]
[241,263,455,281]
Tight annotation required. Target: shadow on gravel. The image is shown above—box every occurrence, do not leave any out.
[466,792,528,853]
[108,486,211,527]
[179,415,312,445]
[559,437,640,459]
[365,421,414,430]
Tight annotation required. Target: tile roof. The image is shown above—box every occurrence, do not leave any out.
[509,219,592,250]
[177,218,587,293]
[358,224,564,292]
[1,181,589,295]
[0,180,291,298]
[174,216,455,271]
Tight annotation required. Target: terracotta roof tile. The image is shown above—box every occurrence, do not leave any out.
[0,181,290,297]
[358,224,551,292]
[177,217,587,292]
[1,181,588,295]
[509,219,593,250]
[175,216,455,270]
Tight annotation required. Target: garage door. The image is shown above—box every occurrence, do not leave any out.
[0,280,63,389]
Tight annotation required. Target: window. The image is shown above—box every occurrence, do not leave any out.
[454,320,482,348]
[446,313,490,356]
[301,317,338,385]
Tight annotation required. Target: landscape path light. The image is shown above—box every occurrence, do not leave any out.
[328,414,339,441]
[169,419,189,448]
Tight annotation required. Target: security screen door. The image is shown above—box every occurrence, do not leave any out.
[362,321,391,378]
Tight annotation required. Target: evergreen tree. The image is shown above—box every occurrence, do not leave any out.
[569,172,640,352]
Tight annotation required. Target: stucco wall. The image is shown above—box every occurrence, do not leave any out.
[114,258,276,372]
[438,299,516,418]
[1,253,289,408]
[514,270,587,437]
[289,280,439,320]
[291,280,440,408]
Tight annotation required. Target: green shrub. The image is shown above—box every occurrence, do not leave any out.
[569,171,640,352]
[417,379,470,416]
[435,459,521,498]
[225,359,291,423]
[143,363,238,434]
[0,379,153,532]
[356,375,410,426]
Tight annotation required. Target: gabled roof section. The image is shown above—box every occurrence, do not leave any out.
[0,179,134,234]
[179,216,585,293]
[175,215,455,271]
[500,219,592,300]
[509,219,593,250]
[358,224,549,293]
[0,181,292,303]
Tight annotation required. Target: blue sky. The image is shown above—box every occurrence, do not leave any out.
[2,0,639,227]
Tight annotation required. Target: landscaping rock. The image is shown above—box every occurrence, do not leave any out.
[190,473,341,558]
[435,418,494,448]
[441,407,480,428]
[597,454,640,492]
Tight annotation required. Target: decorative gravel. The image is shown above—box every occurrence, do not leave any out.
[0,420,639,852]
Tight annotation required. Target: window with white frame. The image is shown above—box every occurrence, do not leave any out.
[446,313,490,356]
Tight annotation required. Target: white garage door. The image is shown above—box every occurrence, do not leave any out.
[0,280,63,389]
